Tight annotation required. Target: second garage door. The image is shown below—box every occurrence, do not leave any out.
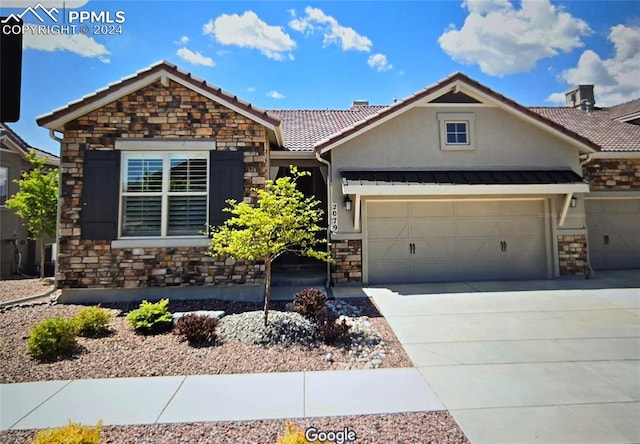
[367,200,548,284]
[586,199,640,270]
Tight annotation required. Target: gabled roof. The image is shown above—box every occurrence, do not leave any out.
[269,107,385,151]
[609,97,640,121]
[0,123,59,166]
[530,107,640,152]
[311,72,599,154]
[37,61,281,133]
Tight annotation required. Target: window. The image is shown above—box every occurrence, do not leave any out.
[445,122,468,145]
[0,167,8,205]
[121,152,208,237]
[438,113,476,151]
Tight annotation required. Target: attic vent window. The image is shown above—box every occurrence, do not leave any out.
[437,113,476,151]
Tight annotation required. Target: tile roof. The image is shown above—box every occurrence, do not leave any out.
[0,123,59,165]
[37,61,280,130]
[530,107,640,152]
[341,170,585,186]
[310,72,600,153]
[608,98,640,120]
[269,106,386,151]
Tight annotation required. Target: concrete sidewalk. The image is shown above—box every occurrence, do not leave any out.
[1,368,443,431]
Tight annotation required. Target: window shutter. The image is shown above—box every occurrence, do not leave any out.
[81,150,120,240]
[209,150,244,227]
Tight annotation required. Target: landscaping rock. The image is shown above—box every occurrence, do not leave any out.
[171,310,225,324]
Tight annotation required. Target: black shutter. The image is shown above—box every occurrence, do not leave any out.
[209,150,244,227]
[81,150,120,240]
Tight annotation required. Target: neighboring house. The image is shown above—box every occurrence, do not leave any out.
[0,123,59,276]
[35,61,639,301]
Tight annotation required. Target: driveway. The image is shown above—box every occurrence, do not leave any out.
[360,271,640,444]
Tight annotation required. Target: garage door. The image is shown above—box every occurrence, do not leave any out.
[586,199,640,270]
[367,200,548,284]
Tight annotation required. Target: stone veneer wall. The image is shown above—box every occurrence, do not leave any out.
[558,234,588,277]
[582,159,640,190]
[331,240,362,284]
[57,80,268,289]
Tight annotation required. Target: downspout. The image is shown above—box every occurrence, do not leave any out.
[315,149,332,289]
[48,129,63,286]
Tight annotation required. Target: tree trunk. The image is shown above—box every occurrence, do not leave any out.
[263,257,271,327]
[39,239,45,280]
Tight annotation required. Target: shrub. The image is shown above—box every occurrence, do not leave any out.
[173,314,218,345]
[293,288,327,320]
[74,306,111,338]
[317,313,351,345]
[276,421,330,444]
[126,299,173,334]
[31,420,102,444]
[27,317,78,362]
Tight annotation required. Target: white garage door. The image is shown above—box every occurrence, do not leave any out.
[586,199,640,270]
[367,200,548,284]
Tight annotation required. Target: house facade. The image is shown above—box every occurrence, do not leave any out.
[36,62,639,301]
[0,124,59,276]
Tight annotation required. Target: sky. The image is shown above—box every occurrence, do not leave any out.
[1,0,639,156]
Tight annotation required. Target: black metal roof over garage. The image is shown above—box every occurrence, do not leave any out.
[341,170,585,186]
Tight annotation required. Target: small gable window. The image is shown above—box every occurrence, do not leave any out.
[0,167,8,205]
[438,113,476,151]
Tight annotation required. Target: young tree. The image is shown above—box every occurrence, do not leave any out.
[208,167,332,326]
[6,151,58,279]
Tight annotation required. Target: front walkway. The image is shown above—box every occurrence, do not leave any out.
[354,270,640,444]
[1,368,443,430]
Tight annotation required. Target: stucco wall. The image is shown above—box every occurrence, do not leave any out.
[56,79,269,290]
[330,105,583,235]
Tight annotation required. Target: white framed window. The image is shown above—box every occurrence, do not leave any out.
[438,113,476,151]
[0,166,8,205]
[120,151,208,237]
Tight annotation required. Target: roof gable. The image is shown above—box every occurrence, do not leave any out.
[314,73,599,154]
[0,123,59,166]
[37,61,281,132]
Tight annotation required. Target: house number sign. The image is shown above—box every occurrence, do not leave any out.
[330,202,338,233]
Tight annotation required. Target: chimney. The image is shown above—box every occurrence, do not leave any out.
[351,99,369,109]
[565,85,595,111]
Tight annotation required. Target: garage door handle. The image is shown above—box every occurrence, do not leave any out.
[604,235,610,245]
[409,243,415,254]
[500,241,507,252]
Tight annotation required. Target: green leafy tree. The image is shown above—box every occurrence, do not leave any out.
[6,151,58,279]
[208,167,332,326]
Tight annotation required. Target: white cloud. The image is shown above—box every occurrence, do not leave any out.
[247,87,256,93]
[23,27,110,62]
[203,11,295,61]
[266,90,285,99]
[438,0,592,76]
[368,53,392,71]
[177,36,189,45]
[176,47,215,67]
[546,24,640,106]
[289,6,372,52]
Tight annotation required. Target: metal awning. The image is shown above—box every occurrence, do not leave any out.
[341,170,589,196]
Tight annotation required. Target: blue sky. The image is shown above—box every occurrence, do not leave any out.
[2,0,639,156]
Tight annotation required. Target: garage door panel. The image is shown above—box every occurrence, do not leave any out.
[410,201,454,218]
[368,261,413,284]
[500,201,544,216]
[411,219,455,238]
[456,260,503,280]
[456,201,499,217]
[586,199,640,270]
[456,238,502,258]
[368,202,409,218]
[411,262,457,282]
[367,220,410,239]
[503,237,547,261]
[456,219,500,237]
[500,218,545,237]
[368,240,410,261]
[414,239,456,260]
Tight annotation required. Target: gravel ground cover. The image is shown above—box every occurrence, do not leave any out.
[0,297,412,383]
[0,283,470,443]
[0,277,55,304]
[0,411,469,443]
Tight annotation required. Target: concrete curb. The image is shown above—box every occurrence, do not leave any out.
[0,289,59,309]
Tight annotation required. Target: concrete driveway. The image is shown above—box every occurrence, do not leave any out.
[360,271,640,444]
